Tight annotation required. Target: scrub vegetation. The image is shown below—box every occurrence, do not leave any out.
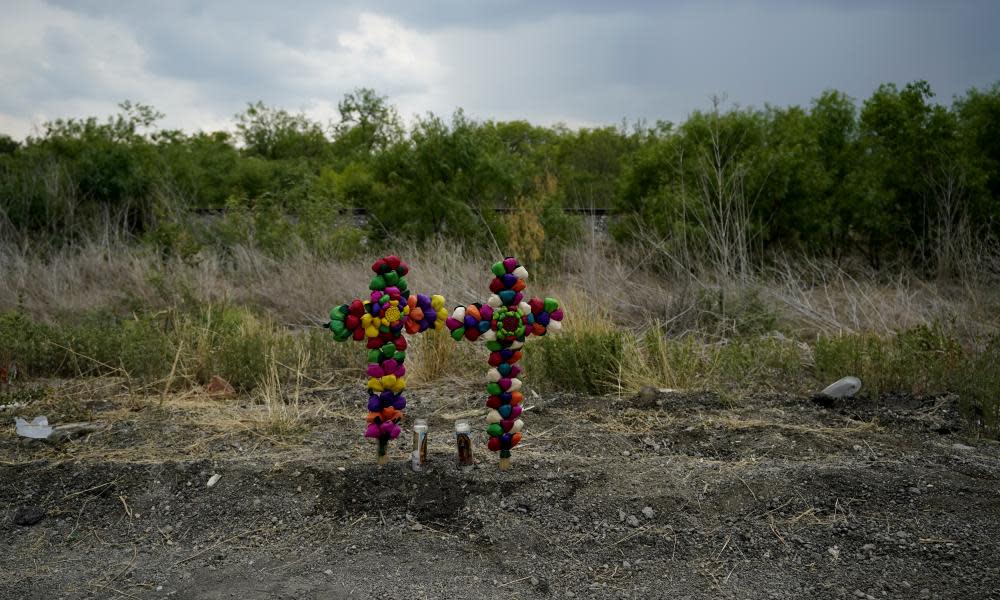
[1,83,999,431]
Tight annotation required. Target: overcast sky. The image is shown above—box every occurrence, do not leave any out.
[2,0,998,139]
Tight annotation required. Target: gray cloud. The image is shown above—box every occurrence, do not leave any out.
[2,0,998,139]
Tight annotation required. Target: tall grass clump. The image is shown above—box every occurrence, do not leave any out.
[0,309,173,382]
[952,334,1000,431]
[0,310,64,375]
[251,345,310,436]
[525,295,625,395]
[405,326,471,384]
[0,304,354,393]
[813,324,966,400]
[528,329,626,395]
[617,325,807,395]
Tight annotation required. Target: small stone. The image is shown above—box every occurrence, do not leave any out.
[204,375,236,398]
[951,443,974,451]
[642,506,655,519]
[565,591,575,598]
[409,523,423,531]
[207,473,221,488]
[827,546,840,559]
[618,510,626,522]
[854,591,867,598]
[324,569,333,575]
[12,506,44,527]
[626,515,640,527]
[530,577,540,587]
[622,450,630,457]
[862,543,876,552]
[638,386,658,406]
[919,589,930,599]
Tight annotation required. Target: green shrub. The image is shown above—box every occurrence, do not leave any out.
[623,328,806,394]
[173,304,355,391]
[711,337,806,389]
[692,287,779,338]
[61,312,174,381]
[633,331,703,390]
[953,334,1000,431]
[526,329,626,395]
[814,324,965,399]
[0,304,353,393]
[0,310,61,375]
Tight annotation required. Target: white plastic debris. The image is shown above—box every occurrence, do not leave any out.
[14,416,53,439]
[820,376,862,399]
[207,473,221,488]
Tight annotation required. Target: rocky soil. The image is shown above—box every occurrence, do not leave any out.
[2,382,999,599]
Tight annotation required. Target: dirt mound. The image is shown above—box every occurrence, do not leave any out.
[2,382,998,599]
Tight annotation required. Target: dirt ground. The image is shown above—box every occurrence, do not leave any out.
[2,380,999,599]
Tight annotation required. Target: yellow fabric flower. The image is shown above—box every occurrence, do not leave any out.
[384,305,401,323]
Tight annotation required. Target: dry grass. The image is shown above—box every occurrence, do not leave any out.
[765,256,999,339]
[252,347,307,436]
[3,237,999,423]
[0,376,367,466]
[6,237,996,342]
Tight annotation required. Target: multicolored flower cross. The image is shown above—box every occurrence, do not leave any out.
[445,256,564,469]
[327,255,447,464]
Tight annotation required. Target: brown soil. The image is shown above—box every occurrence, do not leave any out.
[2,382,999,599]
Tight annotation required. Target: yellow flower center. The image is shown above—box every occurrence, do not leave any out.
[384,306,401,323]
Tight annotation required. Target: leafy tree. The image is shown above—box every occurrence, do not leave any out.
[553,125,638,209]
[234,102,331,161]
[1,83,997,272]
[333,88,404,161]
[954,83,1000,220]
[0,101,164,237]
[154,130,241,209]
[807,90,863,255]
[371,110,516,242]
[858,81,962,266]
[0,134,18,156]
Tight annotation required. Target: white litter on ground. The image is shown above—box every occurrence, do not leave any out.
[820,376,862,399]
[14,416,53,439]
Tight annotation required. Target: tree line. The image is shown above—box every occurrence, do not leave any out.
[1,82,998,274]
